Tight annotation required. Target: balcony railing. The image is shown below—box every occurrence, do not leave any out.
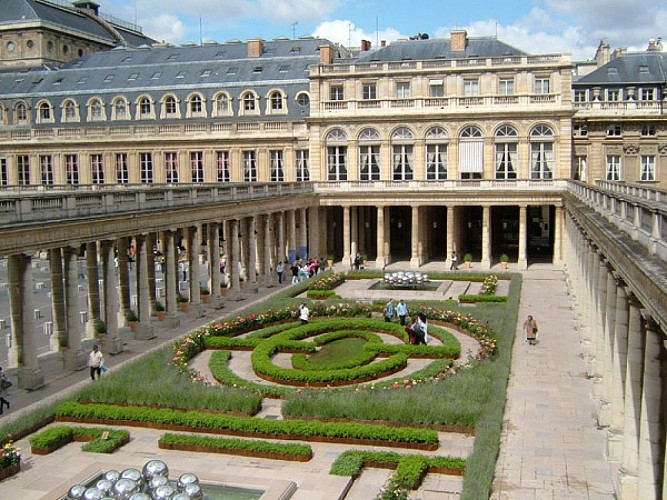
[315,179,568,192]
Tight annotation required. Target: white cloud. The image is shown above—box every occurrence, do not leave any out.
[141,14,187,44]
[312,20,403,48]
[257,0,343,24]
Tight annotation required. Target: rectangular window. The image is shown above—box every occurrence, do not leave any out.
[535,78,550,94]
[295,150,309,182]
[494,144,517,180]
[326,146,347,181]
[17,155,30,185]
[605,155,622,181]
[330,85,344,101]
[530,143,554,179]
[640,155,655,181]
[573,124,588,137]
[91,154,104,184]
[574,89,587,102]
[362,82,377,100]
[65,154,79,185]
[140,152,153,184]
[574,155,587,181]
[606,89,621,101]
[115,153,129,184]
[269,150,284,182]
[641,124,656,136]
[607,125,622,137]
[499,79,514,96]
[359,145,380,181]
[242,151,257,182]
[463,79,479,96]
[165,152,179,183]
[190,151,204,183]
[392,144,414,180]
[40,155,53,185]
[640,88,655,101]
[0,158,7,186]
[428,80,444,98]
[426,144,448,180]
[216,151,230,182]
[395,82,411,99]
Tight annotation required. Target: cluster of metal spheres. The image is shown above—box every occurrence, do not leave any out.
[66,460,204,500]
[383,271,430,286]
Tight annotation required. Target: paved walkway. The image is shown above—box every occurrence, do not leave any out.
[0,262,614,499]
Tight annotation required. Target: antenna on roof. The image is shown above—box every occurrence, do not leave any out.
[376,16,379,48]
[348,22,352,49]
[199,17,202,46]
[291,22,298,40]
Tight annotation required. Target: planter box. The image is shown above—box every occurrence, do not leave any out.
[158,442,312,462]
[0,463,20,481]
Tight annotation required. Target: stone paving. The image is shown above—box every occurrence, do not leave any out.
[0,262,614,499]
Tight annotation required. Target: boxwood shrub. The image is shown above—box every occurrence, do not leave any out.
[29,425,130,454]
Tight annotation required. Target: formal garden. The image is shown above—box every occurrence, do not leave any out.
[0,269,520,500]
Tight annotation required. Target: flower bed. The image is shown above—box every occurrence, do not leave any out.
[29,426,130,454]
[0,437,20,481]
[158,433,313,462]
[307,272,344,291]
[55,402,440,450]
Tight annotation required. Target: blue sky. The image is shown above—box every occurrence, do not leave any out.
[102,0,666,60]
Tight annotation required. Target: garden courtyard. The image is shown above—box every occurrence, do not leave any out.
[0,264,614,500]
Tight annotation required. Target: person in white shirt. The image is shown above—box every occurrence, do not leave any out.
[299,303,309,325]
[88,344,104,381]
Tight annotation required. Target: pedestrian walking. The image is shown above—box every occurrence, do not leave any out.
[88,344,104,381]
[0,366,11,414]
[523,315,538,345]
[396,299,408,326]
[298,302,309,325]
[290,262,299,284]
[450,250,458,270]
[276,261,284,284]
[384,299,396,322]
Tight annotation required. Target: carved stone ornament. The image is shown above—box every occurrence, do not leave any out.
[659,143,667,156]
[623,143,639,155]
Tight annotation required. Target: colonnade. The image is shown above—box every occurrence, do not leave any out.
[3,206,318,388]
[566,213,667,500]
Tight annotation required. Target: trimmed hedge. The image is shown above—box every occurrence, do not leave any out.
[158,432,313,461]
[29,425,130,454]
[55,402,439,449]
[458,295,508,303]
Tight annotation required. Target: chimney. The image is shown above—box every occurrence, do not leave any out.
[72,0,100,16]
[247,38,263,58]
[647,38,657,51]
[381,40,387,47]
[594,40,610,67]
[612,47,627,59]
[450,30,467,52]
[657,38,664,51]
[320,44,334,64]
[360,40,371,52]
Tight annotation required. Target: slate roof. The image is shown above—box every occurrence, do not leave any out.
[355,36,528,62]
[573,51,667,86]
[0,0,154,47]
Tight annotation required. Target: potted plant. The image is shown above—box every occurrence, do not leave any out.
[0,436,21,481]
[200,285,210,304]
[125,310,138,332]
[361,254,368,268]
[94,320,107,339]
[154,301,165,321]
[326,254,334,270]
[177,293,189,312]
[463,253,473,269]
[500,253,509,270]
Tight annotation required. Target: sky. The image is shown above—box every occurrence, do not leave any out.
[102,0,667,61]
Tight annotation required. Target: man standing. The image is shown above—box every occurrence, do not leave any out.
[276,261,284,284]
[384,299,396,322]
[450,250,458,270]
[299,302,309,325]
[396,299,408,326]
[88,345,104,381]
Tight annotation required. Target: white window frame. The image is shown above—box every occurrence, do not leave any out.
[640,155,655,181]
[295,150,309,182]
[535,78,550,94]
[190,151,204,183]
[65,154,79,185]
[243,150,258,182]
[269,150,284,182]
[140,152,154,184]
[605,155,622,181]
[216,151,231,182]
[91,154,104,184]
[116,153,129,184]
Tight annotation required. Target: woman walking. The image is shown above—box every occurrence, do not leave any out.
[523,315,538,345]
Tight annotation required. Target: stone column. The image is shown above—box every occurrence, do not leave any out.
[308,206,320,261]
[343,206,351,267]
[117,236,131,327]
[375,206,385,268]
[618,294,643,499]
[446,205,455,266]
[134,234,155,340]
[49,248,66,352]
[553,206,564,263]
[410,205,420,268]
[247,216,259,293]
[100,240,122,354]
[9,254,45,389]
[63,246,87,370]
[162,230,180,328]
[350,206,358,265]
[518,206,528,270]
[598,266,617,428]
[277,211,286,263]
[187,225,205,317]
[85,241,102,337]
[207,222,223,308]
[607,279,628,460]
[228,219,242,301]
[262,214,273,287]
[481,205,491,269]
[593,255,608,401]
[637,316,663,499]
[299,207,308,260]
[222,220,231,289]
[287,210,297,265]
[147,232,157,315]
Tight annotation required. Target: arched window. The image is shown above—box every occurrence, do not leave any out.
[269,90,284,112]
[214,92,231,116]
[138,96,153,119]
[63,100,78,122]
[15,102,28,124]
[189,94,204,116]
[89,99,104,121]
[326,129,348,181]
[358,128,380,181]
[459,126,483,179]
[0,104,5,124]
[241,91,258,114]
[391,127,414,180]
[112,97,128,120]
[38,101,52,122]
[164,96,178,117]
[425,127,448,180]
[529,125,554,179]
[494,125,518,180]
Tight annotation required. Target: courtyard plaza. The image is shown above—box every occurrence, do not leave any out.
[0,261,614,499]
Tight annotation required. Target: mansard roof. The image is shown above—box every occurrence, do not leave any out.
[355,36,527,63]
[0,0,154,47]
[574,51,667,86]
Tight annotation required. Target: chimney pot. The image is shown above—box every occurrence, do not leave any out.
[247,38,264,58]
[451,30,468,52]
